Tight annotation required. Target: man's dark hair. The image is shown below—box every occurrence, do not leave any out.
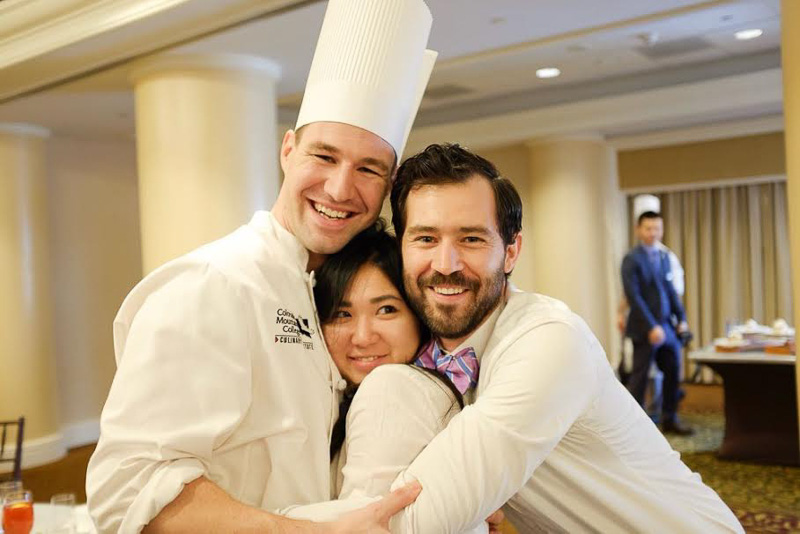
[637,210,662,226]
[390,143,522,245]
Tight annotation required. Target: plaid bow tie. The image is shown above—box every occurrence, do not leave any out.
[414,339,479,394]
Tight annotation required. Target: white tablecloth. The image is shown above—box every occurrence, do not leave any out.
[30,503,95,534]
[689,347,796,365]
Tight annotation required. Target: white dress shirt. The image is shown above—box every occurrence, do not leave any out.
[657,241,685,297]
[86,211,343,533]
[389,289,743,533]
[442,303,503,405]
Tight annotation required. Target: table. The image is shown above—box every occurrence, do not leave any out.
[689,348,799,465]
[29,503,95,534]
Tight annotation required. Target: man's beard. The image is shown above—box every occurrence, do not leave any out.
[405,268,506,340]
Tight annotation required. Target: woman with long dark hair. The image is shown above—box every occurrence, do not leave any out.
[280,221,491,533]
[315,220,464,493]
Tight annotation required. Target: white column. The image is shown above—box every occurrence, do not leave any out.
[0,124,65,465]
[131,54,282,273]
[525,135,627,358]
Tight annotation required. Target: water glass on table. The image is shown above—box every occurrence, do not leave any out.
[48,493,76,534]
[2,490,33,534]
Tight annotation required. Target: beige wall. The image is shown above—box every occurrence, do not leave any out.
[618,132,786,190]
[47,136,142,440]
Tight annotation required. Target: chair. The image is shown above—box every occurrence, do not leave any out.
[0,417,24,481]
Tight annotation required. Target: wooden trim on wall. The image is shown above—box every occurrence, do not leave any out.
[622,174,787,194]
[617,132,786,190]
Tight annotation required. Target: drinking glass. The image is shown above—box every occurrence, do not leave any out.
[2,490,33,534]
[48,493,76,534]
[0,481,24,534]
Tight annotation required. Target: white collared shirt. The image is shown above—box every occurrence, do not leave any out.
[445,301,504,363]
[440,302,504,404]
[389,289,742,533]
[282,288,741,533]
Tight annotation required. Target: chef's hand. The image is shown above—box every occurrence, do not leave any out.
[328,481,421,534]
[677,321,689,333]
[648,325,666,346]
[486,508,505,533]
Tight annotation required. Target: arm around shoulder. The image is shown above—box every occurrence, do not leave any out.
[341,365,460,499]
[390,320,601,533]
[279,365,457,523]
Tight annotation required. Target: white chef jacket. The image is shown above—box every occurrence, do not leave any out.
[86,211,344,534]
[389,289,743,533]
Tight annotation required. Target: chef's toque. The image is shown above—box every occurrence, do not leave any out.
[295,0,437,158]
[633,194,661,222]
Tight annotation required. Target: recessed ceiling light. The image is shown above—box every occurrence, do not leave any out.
[735,29,763,40]
[536,67,561,79]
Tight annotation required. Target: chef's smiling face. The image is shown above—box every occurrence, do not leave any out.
[322,262,421,385]
[274,122,396,271]
[401,176,520,351]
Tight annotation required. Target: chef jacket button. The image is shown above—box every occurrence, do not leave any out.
[336,379,347,391]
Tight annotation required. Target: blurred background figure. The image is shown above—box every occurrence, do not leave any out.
[618,195,687,422]
[621,202,694,435]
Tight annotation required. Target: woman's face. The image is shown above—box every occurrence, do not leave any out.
[323,263,421,385]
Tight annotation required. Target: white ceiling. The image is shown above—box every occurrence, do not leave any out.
[0,0,784,141]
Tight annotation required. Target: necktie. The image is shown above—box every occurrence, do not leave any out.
[414,339,479,394]
[648,248,661,274]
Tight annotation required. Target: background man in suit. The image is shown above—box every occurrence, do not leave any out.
[621,210,693,435]
[616,194,687,420]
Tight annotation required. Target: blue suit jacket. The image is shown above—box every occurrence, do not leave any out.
[621,245,686,343]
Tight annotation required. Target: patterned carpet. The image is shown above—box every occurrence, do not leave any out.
[22,415,800,533]
[666,413,800,534]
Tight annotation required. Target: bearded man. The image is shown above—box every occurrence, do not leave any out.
[383,143,742,534]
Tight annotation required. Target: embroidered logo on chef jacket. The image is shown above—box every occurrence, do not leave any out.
[274,308,316,350]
